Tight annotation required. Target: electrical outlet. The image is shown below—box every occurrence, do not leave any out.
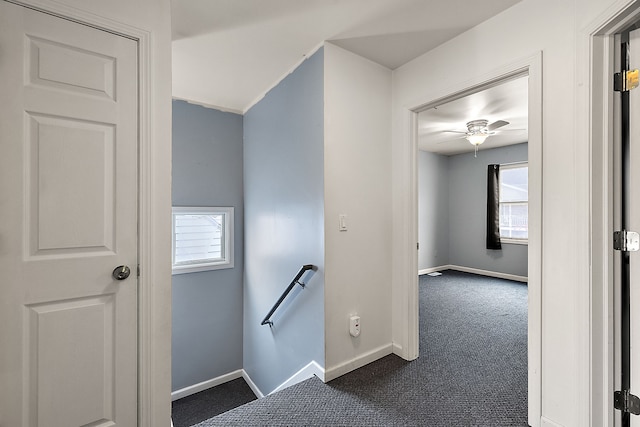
[349,315,360,337]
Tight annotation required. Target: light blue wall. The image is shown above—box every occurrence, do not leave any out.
[448,143,528,276]
[243,49,325,394]
[172,100,244,392]
[418,151,450,270]
[418,143,528,277]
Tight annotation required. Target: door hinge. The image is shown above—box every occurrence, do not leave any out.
[615,390,640,415]
[137,264,140,277]
[417,242,420,250]
[614,69,640,92]
[614,230,640,251]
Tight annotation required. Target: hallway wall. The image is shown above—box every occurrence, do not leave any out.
[171,100,244,392]
[243,48,325,395]
[323,43,393,379]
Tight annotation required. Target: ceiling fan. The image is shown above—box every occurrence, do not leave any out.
[446,119,510,156]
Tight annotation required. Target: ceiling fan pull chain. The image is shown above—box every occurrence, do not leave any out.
[475,144,478,158]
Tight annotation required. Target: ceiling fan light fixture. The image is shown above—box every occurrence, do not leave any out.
[465,133,489,146]
[464,119,491,147]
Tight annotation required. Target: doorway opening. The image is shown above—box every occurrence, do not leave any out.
[414,73,530,420]
[404,58,543,426]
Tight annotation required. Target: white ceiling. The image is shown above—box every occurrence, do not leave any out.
[417,76,529,156]
[171,0,520,113]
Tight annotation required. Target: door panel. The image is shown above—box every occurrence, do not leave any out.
[26,35,117,99]
[26,296,116,426]
[0,2,138,426]
[29,113,116,253]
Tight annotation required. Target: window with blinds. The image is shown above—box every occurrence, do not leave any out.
[172,207,234,274]
[499,163,528,243]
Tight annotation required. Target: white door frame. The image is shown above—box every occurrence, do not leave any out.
[583,1,640,425]
[4,1,171,425]
[396,53,543,426]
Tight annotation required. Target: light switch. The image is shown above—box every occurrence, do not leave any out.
[339,214,347,231]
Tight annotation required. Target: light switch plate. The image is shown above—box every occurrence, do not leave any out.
[339,214,347,231]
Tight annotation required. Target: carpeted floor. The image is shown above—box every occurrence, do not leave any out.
[172,378,257,427]
[183,271,528,426]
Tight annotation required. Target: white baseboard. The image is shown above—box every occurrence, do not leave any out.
[448,264,528,283]
[172,362,325,403]
[540,417,564,427]
[392,342,403,356]
[418,265,449,276]
[242,370,264,399]
[324,343,393,382]
[268,360,325,395]
[419,264,528,283]
[171,370,243,401]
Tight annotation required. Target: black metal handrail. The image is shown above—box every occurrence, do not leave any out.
[261,264,316,326]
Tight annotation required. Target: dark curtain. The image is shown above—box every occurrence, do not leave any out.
[486,164,501,250]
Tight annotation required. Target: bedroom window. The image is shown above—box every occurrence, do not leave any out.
[499,163,528,243]
[172,206,234,274]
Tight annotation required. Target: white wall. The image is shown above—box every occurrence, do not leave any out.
[323,43,393,378]
[391,0,620,426]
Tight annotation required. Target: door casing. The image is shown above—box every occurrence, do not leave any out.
[584,1,640,426]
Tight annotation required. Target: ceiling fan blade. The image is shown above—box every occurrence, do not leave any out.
[487,120,509,131]
[443,130,467,134]
[436,136,466,144]
[498,128,526,132]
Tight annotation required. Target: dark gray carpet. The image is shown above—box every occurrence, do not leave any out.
[172,378,257,427]
[193,271,528,426]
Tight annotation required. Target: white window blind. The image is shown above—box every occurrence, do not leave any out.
[172,207,234,274]
[499,163,528,242]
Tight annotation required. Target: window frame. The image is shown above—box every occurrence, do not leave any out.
[171,206,234,275]
[498,162,528,245]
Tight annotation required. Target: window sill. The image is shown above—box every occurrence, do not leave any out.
[172,261,234,275]
[500,238,528,246]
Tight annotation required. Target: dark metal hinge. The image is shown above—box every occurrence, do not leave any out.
[614,230,640,251]
[614,69,639,92]
[614,390,640,415]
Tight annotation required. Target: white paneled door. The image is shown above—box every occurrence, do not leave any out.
[0,2,139,426]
